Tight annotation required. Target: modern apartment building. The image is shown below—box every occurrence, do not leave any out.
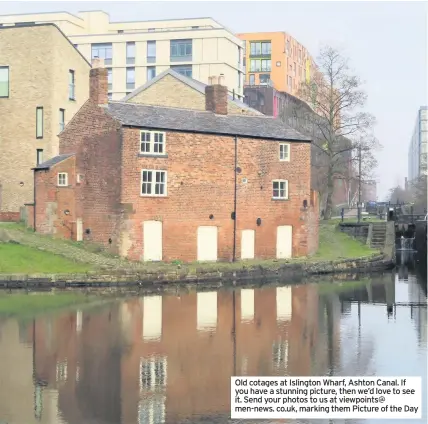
[408,106,428,181]
[237,31,316,98]
[0,23,90,221]
[0,11,244,100]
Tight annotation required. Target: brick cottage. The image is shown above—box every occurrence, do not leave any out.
[28,59,319,263]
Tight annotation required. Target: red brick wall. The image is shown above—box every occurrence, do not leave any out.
[0,212,20,222]
[34,156,77,239]
[120,128,316,262]
[59,100,122,251]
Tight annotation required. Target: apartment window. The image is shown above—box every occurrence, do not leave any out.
[288,76,292,90]
[36,149,43,165]
[140,130,165,155]
[286,40,290,56]
[91,43,113,65]
[171,65,192,78]
[279,143,290,161]
[249,59,271,72]
[250,41,271,56]
[170,39,192,60]
[249,74,255,85]
[238,72,241,88]
[147,41,156,63]
[141,170,167,197]
[59,109,65,132]
[294,62,297,76]
[57,173,68,187]
[272,180,288,200]
[107,68,113,91]
[69,70,75,100]
[147,66,156,81]
[259,74,270,84]
[108,93,113,100]
[0,66,9,98]
[238,46,241,65]
[126,68,135,90]
[126,42,135,65]
[36,107,43,138]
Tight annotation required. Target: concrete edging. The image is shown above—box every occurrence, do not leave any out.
[0,254,394,289]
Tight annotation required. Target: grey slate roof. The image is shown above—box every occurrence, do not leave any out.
[106,102,311,142]
[33,153,75,170]
[121,68,262,115]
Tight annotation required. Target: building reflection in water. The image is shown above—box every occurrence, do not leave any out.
[4,278,413,424]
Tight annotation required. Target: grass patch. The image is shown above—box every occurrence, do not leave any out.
[0,243,93,273]
[0,292,94,318]
[312,222,378,261]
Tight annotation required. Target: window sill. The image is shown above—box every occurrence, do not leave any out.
[57,185,70,188]
[279,159,290,162]
[69,98,76,102]
[272,197,289,201]
[138,153,168,158]
[140,195,168,198]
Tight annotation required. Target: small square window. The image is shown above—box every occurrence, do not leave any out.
[140,130,166,155]
[272,180,288,200]
[279,143,290,161]
[58,173,68,187]
[141,170,167,197]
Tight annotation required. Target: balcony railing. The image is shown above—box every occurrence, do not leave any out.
[244,79,274,88]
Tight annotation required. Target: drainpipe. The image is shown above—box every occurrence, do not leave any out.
[33,171,36,232]
[233,135,238,262]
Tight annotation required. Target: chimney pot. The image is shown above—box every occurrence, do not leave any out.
[90,60,108,105]
[218,74,225,86]
[91,57,105,69]
[205,76,228,115]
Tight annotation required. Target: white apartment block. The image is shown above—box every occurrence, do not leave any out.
[0,10,245,100]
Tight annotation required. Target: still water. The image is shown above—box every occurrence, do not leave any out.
[0,255,426,424]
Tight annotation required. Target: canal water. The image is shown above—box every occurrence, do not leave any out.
[0,254,426,424]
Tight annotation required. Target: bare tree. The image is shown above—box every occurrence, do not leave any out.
[293,46,380,219]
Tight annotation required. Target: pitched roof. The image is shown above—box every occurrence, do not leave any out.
[106,102,311,142]
[33,153,75,170]
[121,68,262,115]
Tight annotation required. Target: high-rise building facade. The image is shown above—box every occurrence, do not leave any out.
[408,106,428,181]
[237,31,316,98]
[0,23,90,220]
[0,11,244,100]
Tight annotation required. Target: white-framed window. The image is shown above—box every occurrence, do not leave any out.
[59,108,65,132]
[56,360,68,382]
[279,143,290,161]
[141,170,167,197]
[140,356,167,392]
[58,172,68,187]
[272,180,288,199]
[140,130,166,155]
[138,396,166,424]
[272,339,288,369]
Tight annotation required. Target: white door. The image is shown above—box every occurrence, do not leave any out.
[276,225,292,259]
[76,218,83,241]
[241,229,255,259]
[143,221,162,261]
[197,226,218,261]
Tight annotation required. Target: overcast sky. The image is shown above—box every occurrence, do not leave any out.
[1,1,427,199]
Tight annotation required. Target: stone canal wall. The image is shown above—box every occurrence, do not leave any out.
[0,253,394,288]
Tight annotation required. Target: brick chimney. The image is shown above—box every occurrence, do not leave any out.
[90,57,108,105]
[205,74,228,115]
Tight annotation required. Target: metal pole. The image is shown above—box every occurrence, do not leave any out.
[358,145,362,223]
